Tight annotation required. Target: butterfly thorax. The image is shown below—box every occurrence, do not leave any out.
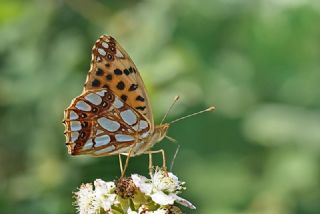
[133,123,169,156]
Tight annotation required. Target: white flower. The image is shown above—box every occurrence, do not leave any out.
[172,194,196,210]
[93,179,118,211]
[131,174,152,195]
[74,179,118,214]
[131,168,196,209]
[74,183,98,214]
[74,170,195,214]
[152,170,181,193]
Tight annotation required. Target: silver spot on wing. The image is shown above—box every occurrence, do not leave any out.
[98,48,106,56]
[70,121,81,131]
[75,101,91,111]
[120,109,137,125]
[133,120,148,131]
[95,135,111,147]
[102,42,109,48]
[113,97,124,109]
[69,111,79,120]
[115,134,135,142]
[97,117,121,132]
[115,49,124,58]
[93,145,116,155]
[71,132,79,142]
[83,139,94,150]
[96,89,107,96]
[85,93,102,105]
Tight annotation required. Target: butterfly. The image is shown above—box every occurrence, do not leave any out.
[63,35,171,159]
[63,35,214,174]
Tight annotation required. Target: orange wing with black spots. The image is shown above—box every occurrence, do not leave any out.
[83,35,154,132]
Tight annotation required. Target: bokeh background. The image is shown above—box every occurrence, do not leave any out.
[1,0,320,213]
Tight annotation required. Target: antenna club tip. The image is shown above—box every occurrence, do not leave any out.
[206,106,216,111]
[174,95,180,101]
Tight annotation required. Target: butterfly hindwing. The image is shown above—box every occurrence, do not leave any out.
[64,89,151,156]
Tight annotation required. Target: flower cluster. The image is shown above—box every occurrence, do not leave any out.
[74,168,195,214]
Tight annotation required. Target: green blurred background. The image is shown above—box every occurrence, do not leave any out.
[1,0,320,213]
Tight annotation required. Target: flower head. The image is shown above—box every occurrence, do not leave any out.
[74,183,97,214]
[74,179,118,214]
[115,177,137,199]
[152,169,183,193]
[74,168,195,214]
[93,179,118,211]
[132,168,195,209]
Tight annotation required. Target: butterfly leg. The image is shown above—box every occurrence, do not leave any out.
[118,154,124,175]
[144,149,167,172]
[120,144,137,178]
[148,152,153,176]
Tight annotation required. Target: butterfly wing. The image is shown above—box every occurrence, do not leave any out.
[63,89,151,156]
[83,35,154,132]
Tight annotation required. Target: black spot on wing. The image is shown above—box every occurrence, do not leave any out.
[114,69,122,75]
[121,95,128,102]
[92,79,101,87]
[117,81,125,90]
[136,95,145,102]
[136,106,146,111]
[124,69,130,75]
[96,68,104,76]
[106,74,112,80]
[129,84,138,91]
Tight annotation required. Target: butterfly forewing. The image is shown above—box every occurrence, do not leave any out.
[64,88,151,156]
[83,35,154,132]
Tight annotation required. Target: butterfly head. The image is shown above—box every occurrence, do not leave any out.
[152,123,170,143]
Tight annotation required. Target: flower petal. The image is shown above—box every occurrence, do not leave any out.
[131,174,152,195]
[150,191,175,205]
[172,194,196,209]
[92,179,117,211]
[74,183,97,214]
[94,179,115,194]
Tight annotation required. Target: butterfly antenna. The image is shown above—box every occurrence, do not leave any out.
[160,96,180,125]
[169,106,216,125]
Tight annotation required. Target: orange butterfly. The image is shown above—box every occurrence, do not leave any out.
[63,35,214,175]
